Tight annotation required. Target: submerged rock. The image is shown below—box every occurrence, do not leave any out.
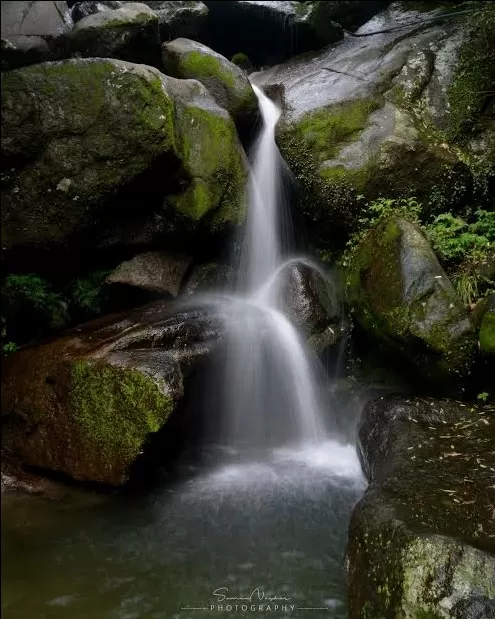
[68,3,162,67]
[162,37,258,133]
[107,252,191,297]
[1,0,73,70]
[348,394,495,618]
[346,217,476,389]
[1,301,226,486]
[1,58,247,256]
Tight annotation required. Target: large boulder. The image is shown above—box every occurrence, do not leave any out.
[162,37,258,134]
[1,58,247,257]
[67,3,162,67]
[1,1,73,70]
[346,217,476,389]
[348,394,495,618]
[1,300,227,485]
[267,4,494,249]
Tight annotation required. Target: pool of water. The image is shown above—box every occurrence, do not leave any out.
[2,440,365,619]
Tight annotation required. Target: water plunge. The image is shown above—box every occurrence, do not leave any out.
[218,83,328,449]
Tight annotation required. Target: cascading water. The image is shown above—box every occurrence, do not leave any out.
[218,83,327,449]
[1,80,365,619]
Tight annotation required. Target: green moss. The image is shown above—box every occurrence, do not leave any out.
[296,97,382,161]
[172,105,246,225]
[70,360,174,462]
[180,50,236,89]
[446,3,495,142]
[479,311,495,354]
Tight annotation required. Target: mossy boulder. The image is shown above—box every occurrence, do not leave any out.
[348,394,495,618]
[1,58,247,255]
[67,3,162,67]
[71,1,124,23]
[162,37,258,134]
[1,300,226,485]
[346,217,476,389]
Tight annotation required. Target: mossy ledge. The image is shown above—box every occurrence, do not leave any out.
[70,360,174,474]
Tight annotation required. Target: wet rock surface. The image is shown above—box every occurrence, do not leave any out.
[1,300,228,486]
[348,393,495,618]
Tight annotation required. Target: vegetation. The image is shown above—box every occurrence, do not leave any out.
[446,2,495,142]
[1,270,111,354]
[341,198,495,307]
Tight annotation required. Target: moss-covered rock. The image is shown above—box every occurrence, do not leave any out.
[348,394,495,619]
[346,217,476,389]
[479,304,495,356]
[67,3,162,67]
[162,37,258,133]
[1,58,247,254]
[0,300,227,485]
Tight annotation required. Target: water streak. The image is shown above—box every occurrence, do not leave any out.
[219,83,327,448]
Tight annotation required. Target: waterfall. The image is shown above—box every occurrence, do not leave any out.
[217,83,327,448]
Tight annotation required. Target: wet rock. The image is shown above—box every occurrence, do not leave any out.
[274,261,344,354]
[346,217,476,390]
[265,5,492,247]
[347,394,495,618]
[133,1,209,41]
[107,252,191,297]
[71,1,123,23]
[1,300,227,486]
[162,37,258,134]
[1,58,247,256]
[68,3,162,67]
[182,262,235,295]
[1,1,73,70]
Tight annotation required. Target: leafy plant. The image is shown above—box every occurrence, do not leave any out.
[68,270,111,316]
[477,392,489,403]
[2,341,18,355]
[425,211,493,265]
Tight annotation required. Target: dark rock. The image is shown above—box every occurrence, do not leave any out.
[347,394,495,618]
[107,252,191,297]
[71,1,123,23]
[346,217,476,390]
[201,0,344,67]
[1,300,227,486]
[132,1,209,41]
[1,1,73,70]
[68,3,162,68]
[182,262,236,295]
